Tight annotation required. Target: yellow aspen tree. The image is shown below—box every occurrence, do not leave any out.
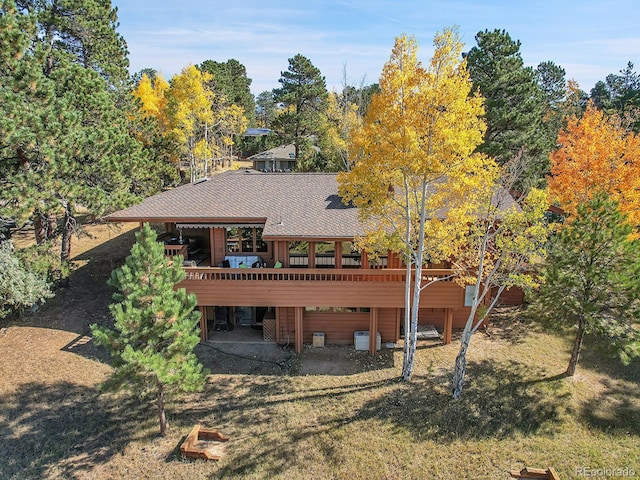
[133,72,171,131]
[339,29,497,381]
[214,103,248,166]
[319,91,362,171]
[167,65,215,182]
[450,179,549,398]
[548,101,640,226]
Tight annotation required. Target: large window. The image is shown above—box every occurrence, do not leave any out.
[226,227,267,253]
[288,241,309,267]
[315,241,335,267]
[341,241,361,268]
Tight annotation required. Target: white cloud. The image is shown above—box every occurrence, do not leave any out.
[117,0,640,96]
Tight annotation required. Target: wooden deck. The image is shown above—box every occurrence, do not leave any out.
[180,267,464,309]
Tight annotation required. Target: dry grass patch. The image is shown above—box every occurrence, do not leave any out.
[1,222,638,479]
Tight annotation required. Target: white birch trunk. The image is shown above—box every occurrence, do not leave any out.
[204,121,209,178]
[452,232,507,398]
[452,231,487,399]
[401,180,428,381]
[402,259,412,377]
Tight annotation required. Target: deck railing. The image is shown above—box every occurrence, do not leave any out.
[183,267,457,283]
[165,244,189,258]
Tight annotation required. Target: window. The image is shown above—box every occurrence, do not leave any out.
[227,227,268,254]
[341,241,361,268]
[289,241,309,267]
[315,241,335,267]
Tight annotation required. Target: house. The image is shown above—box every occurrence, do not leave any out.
[105,169,516,354]
[248,144,297,172]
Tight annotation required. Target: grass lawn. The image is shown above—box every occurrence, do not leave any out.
[1,221,638,479]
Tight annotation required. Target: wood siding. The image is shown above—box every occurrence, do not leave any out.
[303,312,370,345]
[275,307,399,346]
[180,268,466,309]
[378,308,399,342]
[417,307,476,329]
[496,286,525,306]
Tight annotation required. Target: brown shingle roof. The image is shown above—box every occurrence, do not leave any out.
[105,169,520,240]
[105,170,363,240]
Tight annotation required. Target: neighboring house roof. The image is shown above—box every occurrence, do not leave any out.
[244,128,272,137]
[105,170,362,240]
[248,144,296,161]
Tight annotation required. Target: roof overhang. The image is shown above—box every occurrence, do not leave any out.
[176,222,264,229]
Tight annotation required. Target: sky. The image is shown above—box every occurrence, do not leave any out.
[112,0,640,95]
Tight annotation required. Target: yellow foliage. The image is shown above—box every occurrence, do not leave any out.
[168,65,215,145]
[452,186,549,290]
[320,92,362,171]
[132,72,171,130]
[338,29,497,264]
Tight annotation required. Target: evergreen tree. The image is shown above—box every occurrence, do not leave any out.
[466,29,547,190]
[590,80,613,111]
[24,0,131,89]
[0,240,52,318]
[199,58,256,124]
[590,62,640,132]
[91,224,208,437]
[530,194,640,376]
[535,61,569,170]
[1,0,165,280]
[132,67,159,87]
[255,90,278,128]
[272,54,328,170]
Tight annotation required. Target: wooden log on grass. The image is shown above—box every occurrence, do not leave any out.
[180,424,229,461]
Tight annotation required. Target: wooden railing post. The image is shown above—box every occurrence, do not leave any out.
[294,307,304,353]
[369,307,379,355]
[443,308,453,344]
[199,306,207,342]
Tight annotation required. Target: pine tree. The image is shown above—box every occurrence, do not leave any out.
[199,58,256,124]
[91,224,208,437]
[530,194,640,375]
[466,29,547,189]
[0,0,164,282]
[590,62,640,132]
[272,54,328,170]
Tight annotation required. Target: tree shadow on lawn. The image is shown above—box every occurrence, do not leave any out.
[484,305,544,346]
[0,381,153,479]
[183,375,398,433]
[354,359,571,442]
[204,361,570,479]
[577,338,640,436]
[578,334,640,383]
[580,376,640,436]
